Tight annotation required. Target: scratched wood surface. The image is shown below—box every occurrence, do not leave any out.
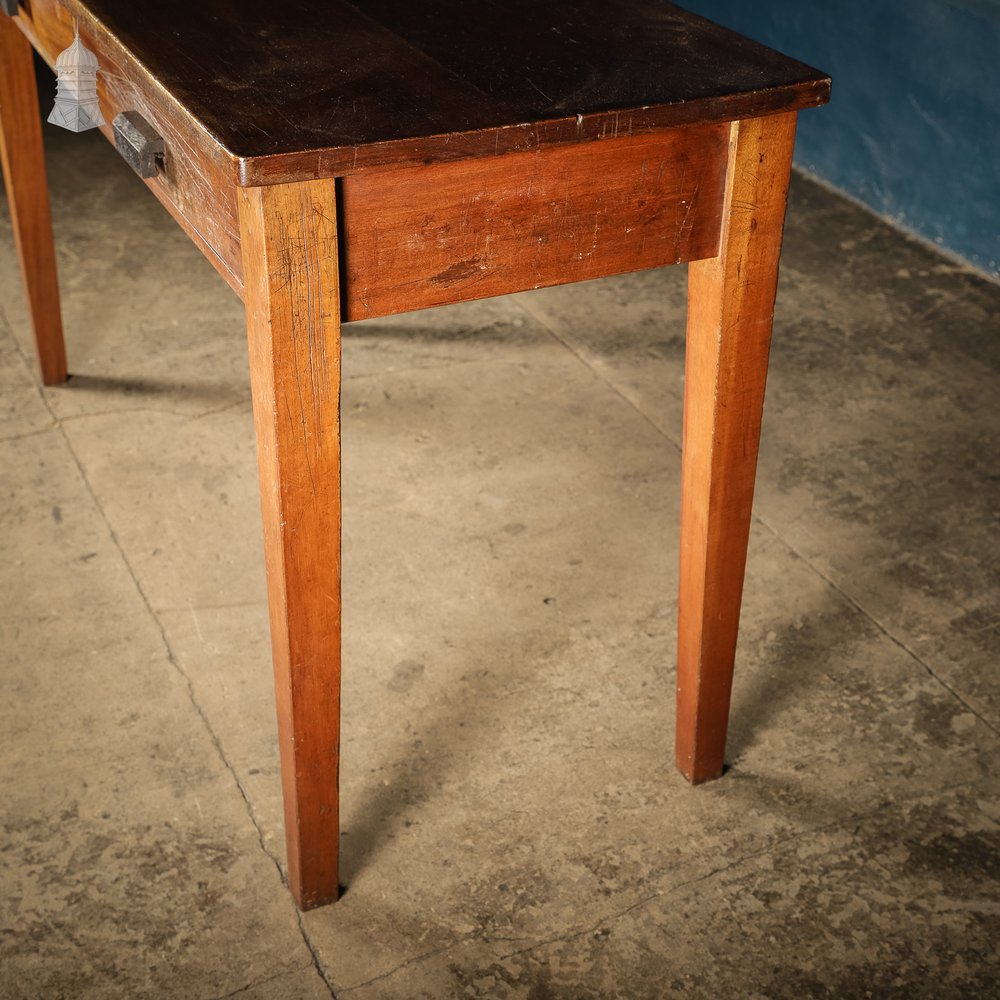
[675,112,798,784]
[238,177,343,909]
[17,0,244,294]
[20,0,829,184]
[340,123,729,321]
[0,14,66,383]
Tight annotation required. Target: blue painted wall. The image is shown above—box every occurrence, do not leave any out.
[682,0,1000,277]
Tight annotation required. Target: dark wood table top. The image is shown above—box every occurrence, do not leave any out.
[66,0,830,181]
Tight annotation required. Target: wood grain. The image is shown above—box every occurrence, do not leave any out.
[675,111,798,784]
[340,124,729,321]
[0,13,67,385]
[238,178,342,909]
[28,0,828,185]
[17,0,244,294]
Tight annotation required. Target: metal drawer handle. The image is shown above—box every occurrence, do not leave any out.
[112,111,165,178]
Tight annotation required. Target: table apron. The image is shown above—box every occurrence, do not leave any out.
[17,0,243,295]
[339,123,729,322]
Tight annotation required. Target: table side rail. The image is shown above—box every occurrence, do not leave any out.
[16,0,244,295]
[339,122,730,322]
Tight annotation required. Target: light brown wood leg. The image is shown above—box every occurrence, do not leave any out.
[676,112,797,784]
[238,178,342,909]
[0,15,66,385]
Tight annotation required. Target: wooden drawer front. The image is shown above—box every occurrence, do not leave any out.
[17,0,243,294]
[340,123,729,322]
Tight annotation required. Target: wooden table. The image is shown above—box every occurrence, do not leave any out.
[0,0,830,909]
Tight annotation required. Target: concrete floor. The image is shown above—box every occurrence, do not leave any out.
[2,113,999,999]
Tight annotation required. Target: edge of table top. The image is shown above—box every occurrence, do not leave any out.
[36,0,831,187]
[233,79,831,187]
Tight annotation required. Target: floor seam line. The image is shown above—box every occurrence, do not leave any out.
[296,911,340,999]
[199,962,317,1000]
[758,517,1000,739]
[59,419,339,999]
[494,778,988,965]
[59,435,338,998]
[341,780,948,994]
[336,939,473,994]
[494,305,1000,740]
[493,816,846,964]
[54,434,280,860]
[16,343,339,998]
[56,404,242,422]
[0,424,57,443]
[339,791,941,989]
[512,296,683,450]
[158,599,268,615]
[341,352,516,383]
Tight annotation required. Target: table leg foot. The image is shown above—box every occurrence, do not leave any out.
[676,112,797,784]
[0,15,67,385]
[238,178,343,909]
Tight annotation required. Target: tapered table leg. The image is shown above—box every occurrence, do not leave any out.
[676,112,798,784]
[238,178,342,909]
[0,14,67,385]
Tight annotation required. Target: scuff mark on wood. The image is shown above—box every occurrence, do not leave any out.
[430,256,488,286]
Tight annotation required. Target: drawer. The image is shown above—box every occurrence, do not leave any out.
[14,0,244,294]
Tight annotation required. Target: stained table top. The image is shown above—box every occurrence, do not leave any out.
[63,0,830,182]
